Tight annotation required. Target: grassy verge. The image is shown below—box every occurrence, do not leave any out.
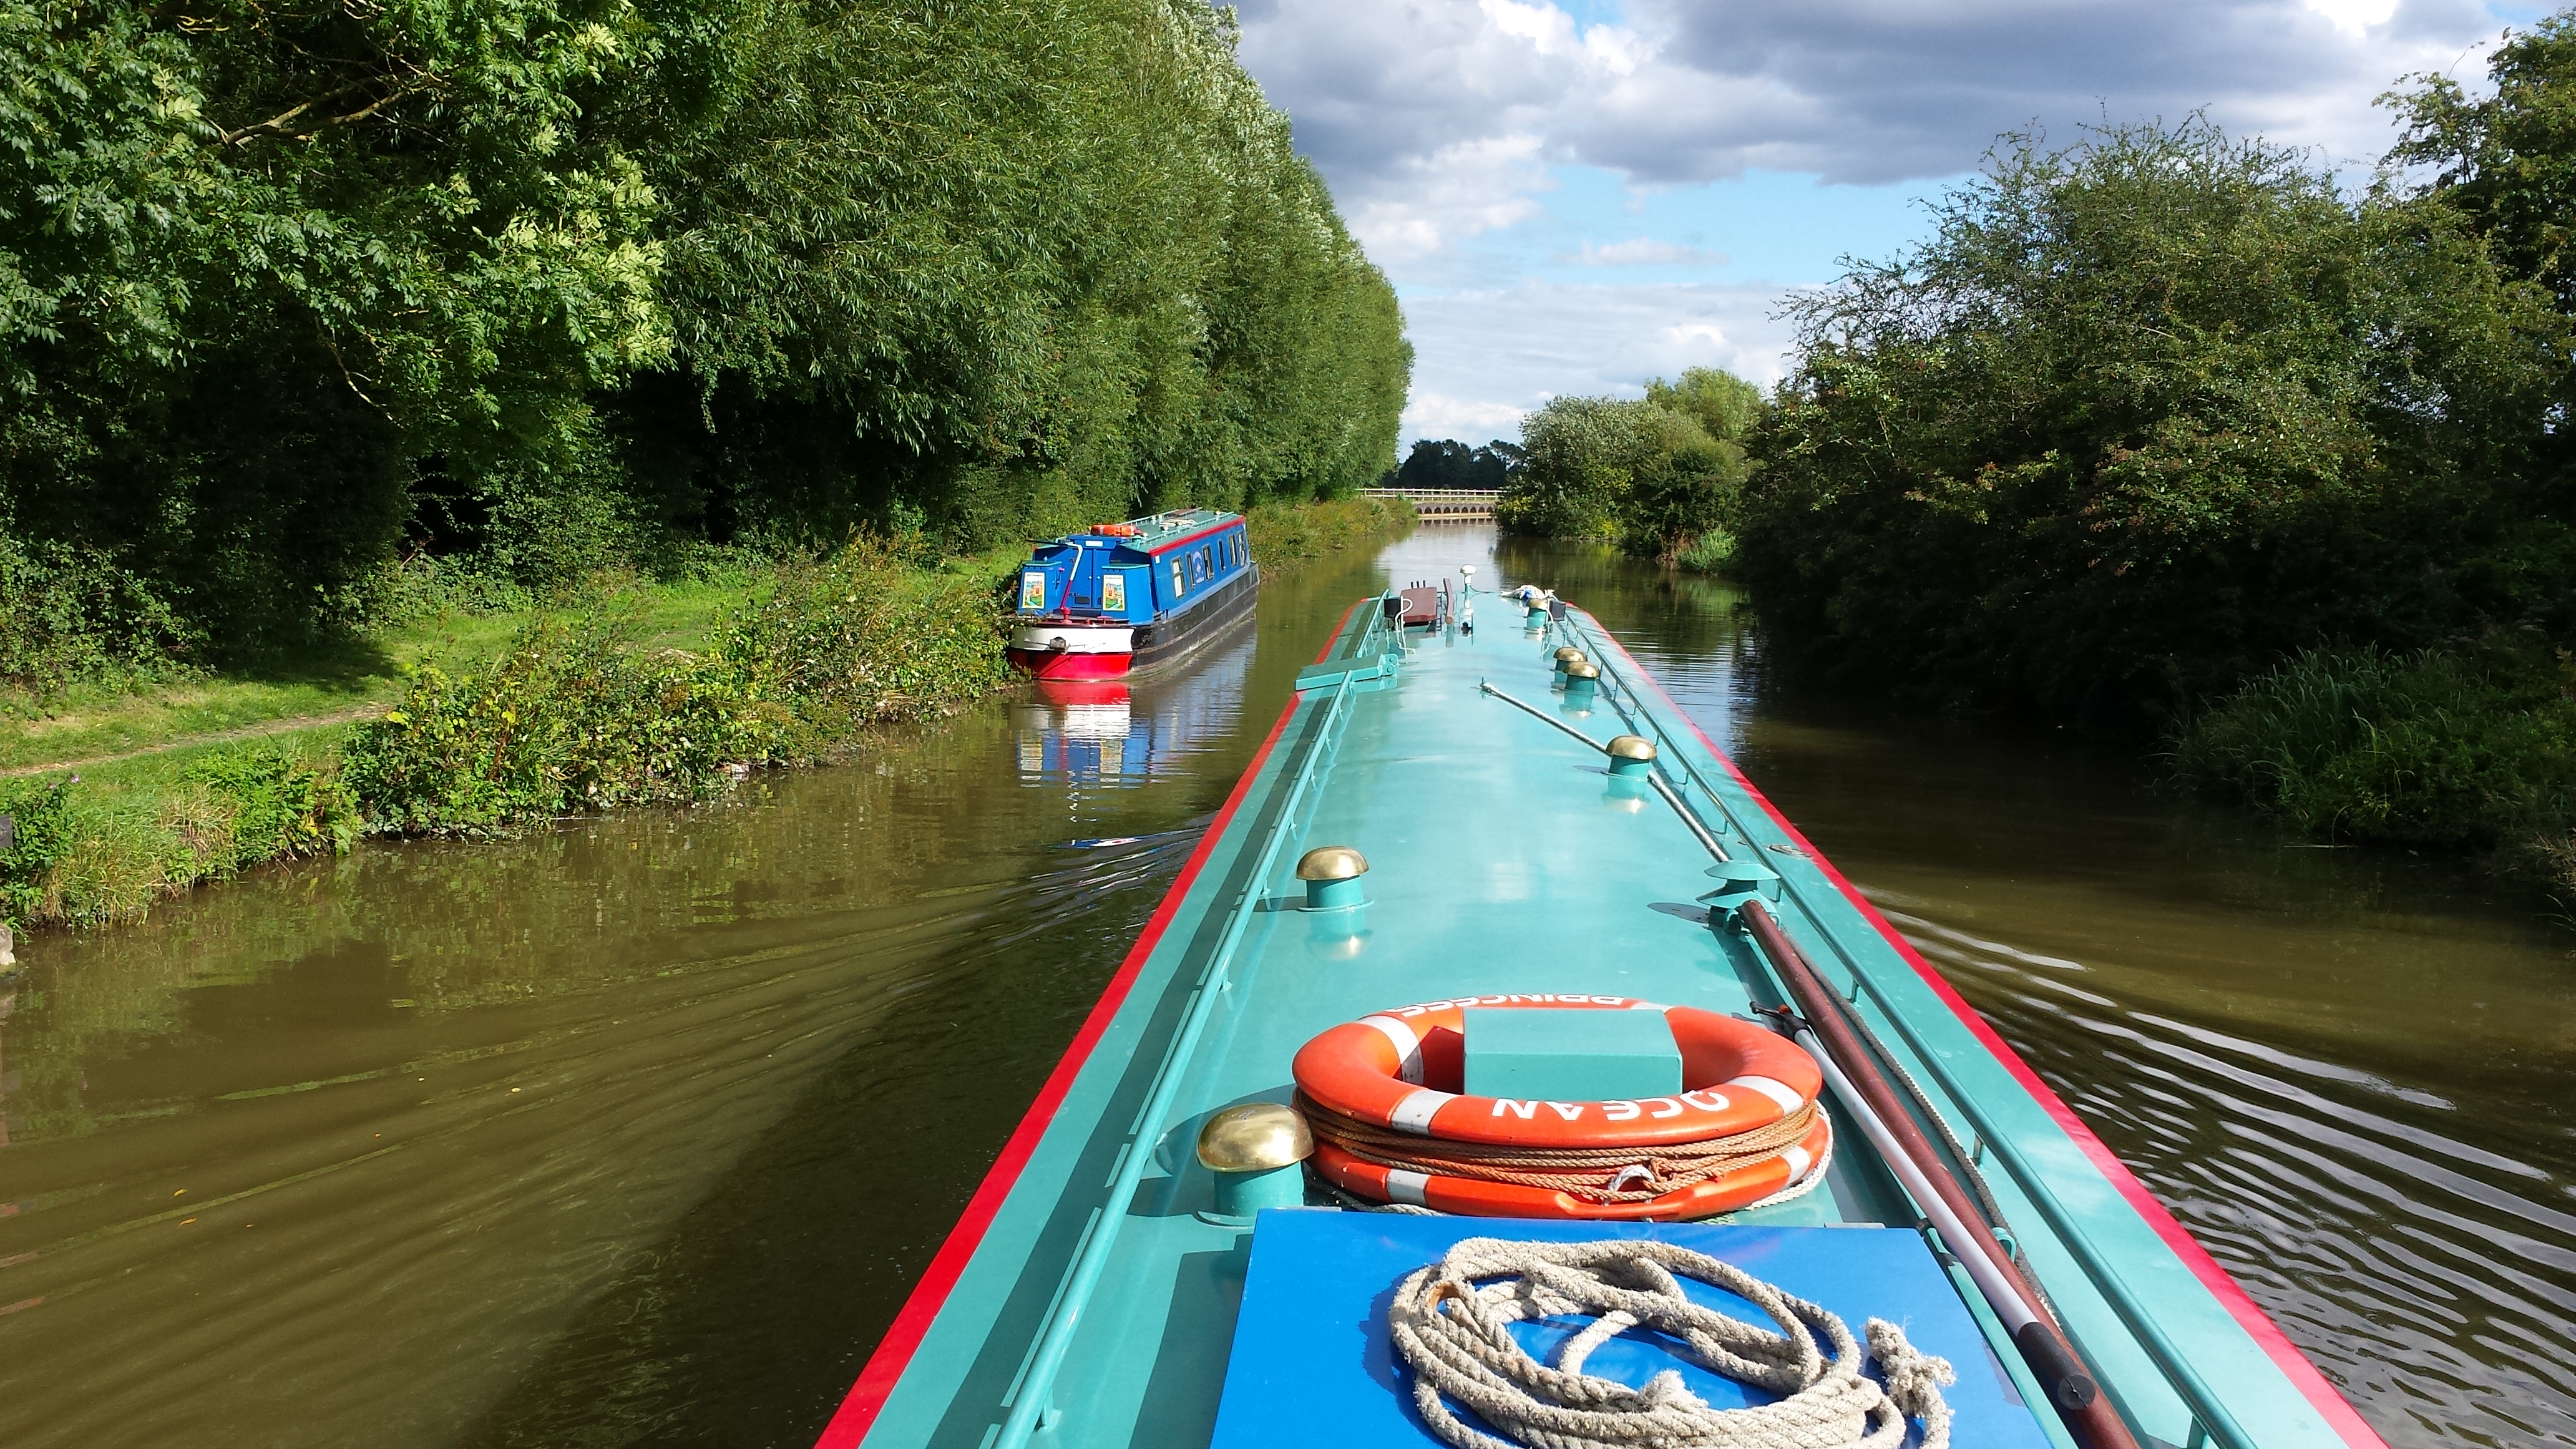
[1674,529,1736,574]
[1244,495,1414,572]
[2169,643,2576,905]
[0,498,1414,936]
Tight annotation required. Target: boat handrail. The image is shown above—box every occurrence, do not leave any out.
[1558,612,2248,1449]
[1548,619,1747,839]
[990,606,1388,1449]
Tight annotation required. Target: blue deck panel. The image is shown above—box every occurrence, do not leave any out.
[842,596,2381,1449]
[1212,1212,2054,1449]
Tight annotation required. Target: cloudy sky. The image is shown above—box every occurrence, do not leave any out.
[1227,0,2552,445]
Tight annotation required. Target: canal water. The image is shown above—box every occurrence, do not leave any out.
[1,528,2568,1449]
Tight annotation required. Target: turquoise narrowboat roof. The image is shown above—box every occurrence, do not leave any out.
[817,590,2386,1449]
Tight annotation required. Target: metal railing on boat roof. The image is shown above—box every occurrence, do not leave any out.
[990,605,1394,1449]
[1554,610,2253,1449]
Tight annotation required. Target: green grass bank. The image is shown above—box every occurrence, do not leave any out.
[0,499,1411,938]
[2169,643,2576,908]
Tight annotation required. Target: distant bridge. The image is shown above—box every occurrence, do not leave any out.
[1362,487,1500,522]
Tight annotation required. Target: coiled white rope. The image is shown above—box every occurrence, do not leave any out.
[1388,1237,1955,1449]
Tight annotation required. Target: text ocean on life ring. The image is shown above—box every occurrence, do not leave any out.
[1289,994,1822,1150]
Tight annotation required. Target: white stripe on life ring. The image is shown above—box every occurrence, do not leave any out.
[1388,1089,1453,1134]
[1385,1169,1432,1207]
[1780,1144,1813,1181]
[1724,1075,1809,1113]
[1624,1000,1669,1011]
[1360,1015,1424,1083]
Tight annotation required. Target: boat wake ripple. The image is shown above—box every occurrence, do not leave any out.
[1876,901,2576,1449]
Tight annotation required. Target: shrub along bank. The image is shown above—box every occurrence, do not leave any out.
[2170,643,2576,852]
[343,539,1007,835]
[2170,643,2576,898]
[1740,26,2576,902]
[1495,368,1760,565]
[0,499,1414,934]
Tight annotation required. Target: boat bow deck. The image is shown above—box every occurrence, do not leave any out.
[824,595,2383,1449]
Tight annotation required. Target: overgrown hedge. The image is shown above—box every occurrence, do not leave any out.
[0,499,1418,934]
[341,538,1010,833]
[1734,115,2571,734]
[0,537,1004,925]
[0,751,352,929]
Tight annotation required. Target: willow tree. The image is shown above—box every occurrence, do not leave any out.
[617,0,1409,552]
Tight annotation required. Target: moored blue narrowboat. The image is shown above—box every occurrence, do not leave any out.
[819,585,2388,1449]
[1007,509,1257,679]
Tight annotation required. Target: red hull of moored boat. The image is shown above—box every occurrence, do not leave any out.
[1008,648,1134,680]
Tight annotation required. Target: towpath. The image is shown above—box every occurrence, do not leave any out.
[0,705,389,779]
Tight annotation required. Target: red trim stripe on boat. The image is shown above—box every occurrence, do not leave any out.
[1313,597,1365,666]
[1579,620,2389,1449]
[811,699,1304,1448]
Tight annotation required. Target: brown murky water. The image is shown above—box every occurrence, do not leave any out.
[2,530,2569,1448]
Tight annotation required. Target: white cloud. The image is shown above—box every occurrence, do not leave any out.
[1558,238,1732,267]
[1345,134,1556,262]
[1400,280,1798,441]
[2305,0,2403,37]
[1403,392,1533,442]
[1237,0,2510,265]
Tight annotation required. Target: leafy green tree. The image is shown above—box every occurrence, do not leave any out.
[1646,368,1762,445]
[623,0,1407,552]
[1,0,676,646]
[2388,13,2576,314]
[1735,119,2566,728]
[1498,393,1746,560]
[1397,439,1513,490]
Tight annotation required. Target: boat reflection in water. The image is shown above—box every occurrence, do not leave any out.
[1012,632,1251,787]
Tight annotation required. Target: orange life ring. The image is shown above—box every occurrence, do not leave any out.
[1308,1111,1833,1220]
[1289,994,1822,1150]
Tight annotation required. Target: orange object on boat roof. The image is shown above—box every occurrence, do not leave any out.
[1090,522,1141,536]
[1292,993,1819,1148]
[1290,993,1830,1219]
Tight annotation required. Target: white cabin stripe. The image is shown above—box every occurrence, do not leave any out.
[1388,1089,1453,1134]
[1360,1015,1424,1083]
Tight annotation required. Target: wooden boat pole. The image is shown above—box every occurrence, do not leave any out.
[1739,900,2144,1449]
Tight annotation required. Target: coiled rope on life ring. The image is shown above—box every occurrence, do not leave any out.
[1389,1237,1956,1449]
[1301,1093,1824,1204]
